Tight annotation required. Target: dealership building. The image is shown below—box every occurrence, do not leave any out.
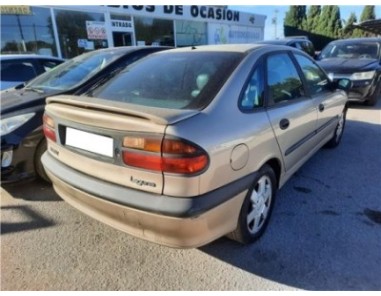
[0,5,266,59]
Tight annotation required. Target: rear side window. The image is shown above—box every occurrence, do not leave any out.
[266,53,305,105]
[240,65,264,110]
[0,60,37,82]
[89,52,243,110]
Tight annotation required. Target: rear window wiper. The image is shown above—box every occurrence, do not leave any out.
[80,68,123,97]
[24,86,45,94]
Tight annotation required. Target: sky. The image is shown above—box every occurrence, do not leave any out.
[229,5,381,40]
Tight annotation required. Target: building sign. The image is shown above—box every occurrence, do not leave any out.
[0,5,31,15]
[105,5,240,24]
[86,21,107,40]
[111,20,133,32]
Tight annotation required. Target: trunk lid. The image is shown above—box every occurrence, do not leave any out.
[45,95,200,194]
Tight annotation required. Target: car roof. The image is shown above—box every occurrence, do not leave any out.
[157,44,267,53]
[0,54,64,61]
[90,46,172,54]
[329,37,381,44]
[0,46,171,61]
[257,38,310,45]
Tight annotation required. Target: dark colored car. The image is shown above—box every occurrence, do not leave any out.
[317,38,381,106]
[0,54,64,90]
[257,38,315,57]
[0,46,170,183]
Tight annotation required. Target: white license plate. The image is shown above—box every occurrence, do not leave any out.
[65,127,113,157]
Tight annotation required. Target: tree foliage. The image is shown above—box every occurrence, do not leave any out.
[284,6,306,30]
[360,5,376,21]
[304,5,321,33]
[283,5,378,50]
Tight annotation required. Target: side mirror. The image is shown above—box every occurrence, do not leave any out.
[14,82,26,90]
[336,78,352,91]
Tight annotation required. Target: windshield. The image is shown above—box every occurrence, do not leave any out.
[27,49,128,91]
[320,42,380,60]
[88,51,243,110]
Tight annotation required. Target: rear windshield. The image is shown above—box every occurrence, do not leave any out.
[320,42,380,60]
[87,51,243,110]
[27,49,128,91]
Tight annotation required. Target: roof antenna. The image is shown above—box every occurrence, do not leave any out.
[191,46,197,50]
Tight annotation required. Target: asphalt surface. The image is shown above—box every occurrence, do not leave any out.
[1,100,381,291]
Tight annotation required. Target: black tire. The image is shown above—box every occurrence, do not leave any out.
[325,108,347,149]
[34,139,51,183]
[365,82,380,106]
[227,164,277,244]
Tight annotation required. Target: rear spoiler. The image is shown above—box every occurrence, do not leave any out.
[46,95,200,125]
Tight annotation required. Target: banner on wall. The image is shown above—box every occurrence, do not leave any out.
[208,23,263,44]
[86,21,107,40]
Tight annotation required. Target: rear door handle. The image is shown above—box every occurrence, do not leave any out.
[279,118,290,130]
[319,104,325,112]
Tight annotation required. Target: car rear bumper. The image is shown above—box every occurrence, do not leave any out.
[42,152,248,248]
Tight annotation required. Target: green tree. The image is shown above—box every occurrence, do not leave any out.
[360,5,376,21]
[316,6,341,38]
[358,5,376,37]
[304,5,321,33]
[329,6,342,38]
[284,5,307,35]
[343,12,358,38]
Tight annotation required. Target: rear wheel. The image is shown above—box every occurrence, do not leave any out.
[228,164,276,244]
[325,108,346,148]
[34,139,51,183]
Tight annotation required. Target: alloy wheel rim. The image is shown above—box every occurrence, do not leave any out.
[247,175,272,234]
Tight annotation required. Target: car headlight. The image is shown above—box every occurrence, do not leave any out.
[350,71,376,81]
[1,113,35,136]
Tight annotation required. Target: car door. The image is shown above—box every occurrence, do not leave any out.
[265,52,317,172]
[293,53,343,142]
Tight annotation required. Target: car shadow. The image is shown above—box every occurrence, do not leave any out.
[200,118,381,290]
[1,178,62,202]
[1,205,56,235]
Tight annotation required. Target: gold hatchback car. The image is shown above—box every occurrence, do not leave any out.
[42,44,350,248]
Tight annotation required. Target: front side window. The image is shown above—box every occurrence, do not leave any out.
[266,53,304,105]
[294,54,329,96]
[89,52,243,110]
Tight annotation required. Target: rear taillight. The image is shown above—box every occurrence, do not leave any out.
[122,135,208,175]
[43,114,56,142]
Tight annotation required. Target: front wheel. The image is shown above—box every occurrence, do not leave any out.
[325,108,347,148]
[227,164,277,244]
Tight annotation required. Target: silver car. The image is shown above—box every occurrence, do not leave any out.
[42,44,350,248]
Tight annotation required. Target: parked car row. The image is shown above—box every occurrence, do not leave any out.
[0,37,376,248]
